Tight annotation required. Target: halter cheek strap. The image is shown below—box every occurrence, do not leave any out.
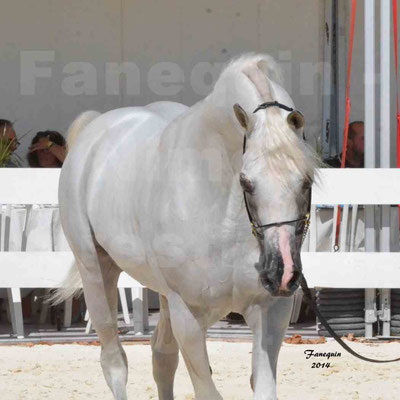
[242,101,310,238]
[242,141,310,238]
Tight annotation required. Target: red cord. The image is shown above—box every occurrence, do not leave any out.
[393,0,400,167]
[335,0,357,250]
[393,0,400,229]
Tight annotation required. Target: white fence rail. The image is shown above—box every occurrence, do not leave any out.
[301,252,400,288]
[303,168,400,288]
[0,168,148,339]
[2,168,400,338]
[295,168,400,337]
[312,169,400,205]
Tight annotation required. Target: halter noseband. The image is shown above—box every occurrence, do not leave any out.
[242,101,310,239]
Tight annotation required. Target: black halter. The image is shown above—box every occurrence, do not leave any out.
[242,101,310,238]
[244,101,400,364]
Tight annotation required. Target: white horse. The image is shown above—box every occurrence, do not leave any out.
[57,53,318,400]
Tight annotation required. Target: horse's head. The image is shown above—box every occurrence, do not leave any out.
[233,99,314,298]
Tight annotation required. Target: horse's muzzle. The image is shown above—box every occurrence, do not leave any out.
[256,259,302,297]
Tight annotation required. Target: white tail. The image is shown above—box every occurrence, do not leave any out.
[48,112,100,305]
[48,262,83,305]
[66,110,101,149]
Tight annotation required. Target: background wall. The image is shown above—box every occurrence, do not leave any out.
[0,0,325,163]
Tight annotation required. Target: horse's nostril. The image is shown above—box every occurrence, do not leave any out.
[260,273,276,292]
[263,277,274,288]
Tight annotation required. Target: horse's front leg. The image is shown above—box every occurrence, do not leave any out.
[167,292,222,400]
[243,297,294,400]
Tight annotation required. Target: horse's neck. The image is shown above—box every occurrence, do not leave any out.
[164,97,257,261]
[221,174,252,241]
[182,100,243,167]
[186,102,252,240]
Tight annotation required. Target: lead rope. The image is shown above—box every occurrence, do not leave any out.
[300,275,400,363]
[300,203,400,363]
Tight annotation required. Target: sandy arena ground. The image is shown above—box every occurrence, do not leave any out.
[1,339,400,400]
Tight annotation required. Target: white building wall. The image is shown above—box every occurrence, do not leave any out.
[0,0,325,162]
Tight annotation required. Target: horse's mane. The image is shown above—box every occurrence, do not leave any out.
[217,53,284,87]
[207,53,320,185]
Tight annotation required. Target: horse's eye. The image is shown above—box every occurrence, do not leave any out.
[240,173,255,194]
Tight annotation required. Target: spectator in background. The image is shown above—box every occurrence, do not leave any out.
[0,119,20,167]
[324,121,364,168]
[27,130,67,167]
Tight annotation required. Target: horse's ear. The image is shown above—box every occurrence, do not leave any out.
[233,103,251,131]
[287,110,305,131]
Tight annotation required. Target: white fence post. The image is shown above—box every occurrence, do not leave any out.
[379,0,392,337]
[6,288,24,338]
[131,288,149,335]
[364,0,377,339]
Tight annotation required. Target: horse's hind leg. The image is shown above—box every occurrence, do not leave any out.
[167,292,222,400]
[75,240,128,400]
[151,295,179,400]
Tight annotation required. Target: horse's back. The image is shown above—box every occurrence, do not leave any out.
[62,101,187,192]
[144,101,188,122]
[59,102,188,283]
